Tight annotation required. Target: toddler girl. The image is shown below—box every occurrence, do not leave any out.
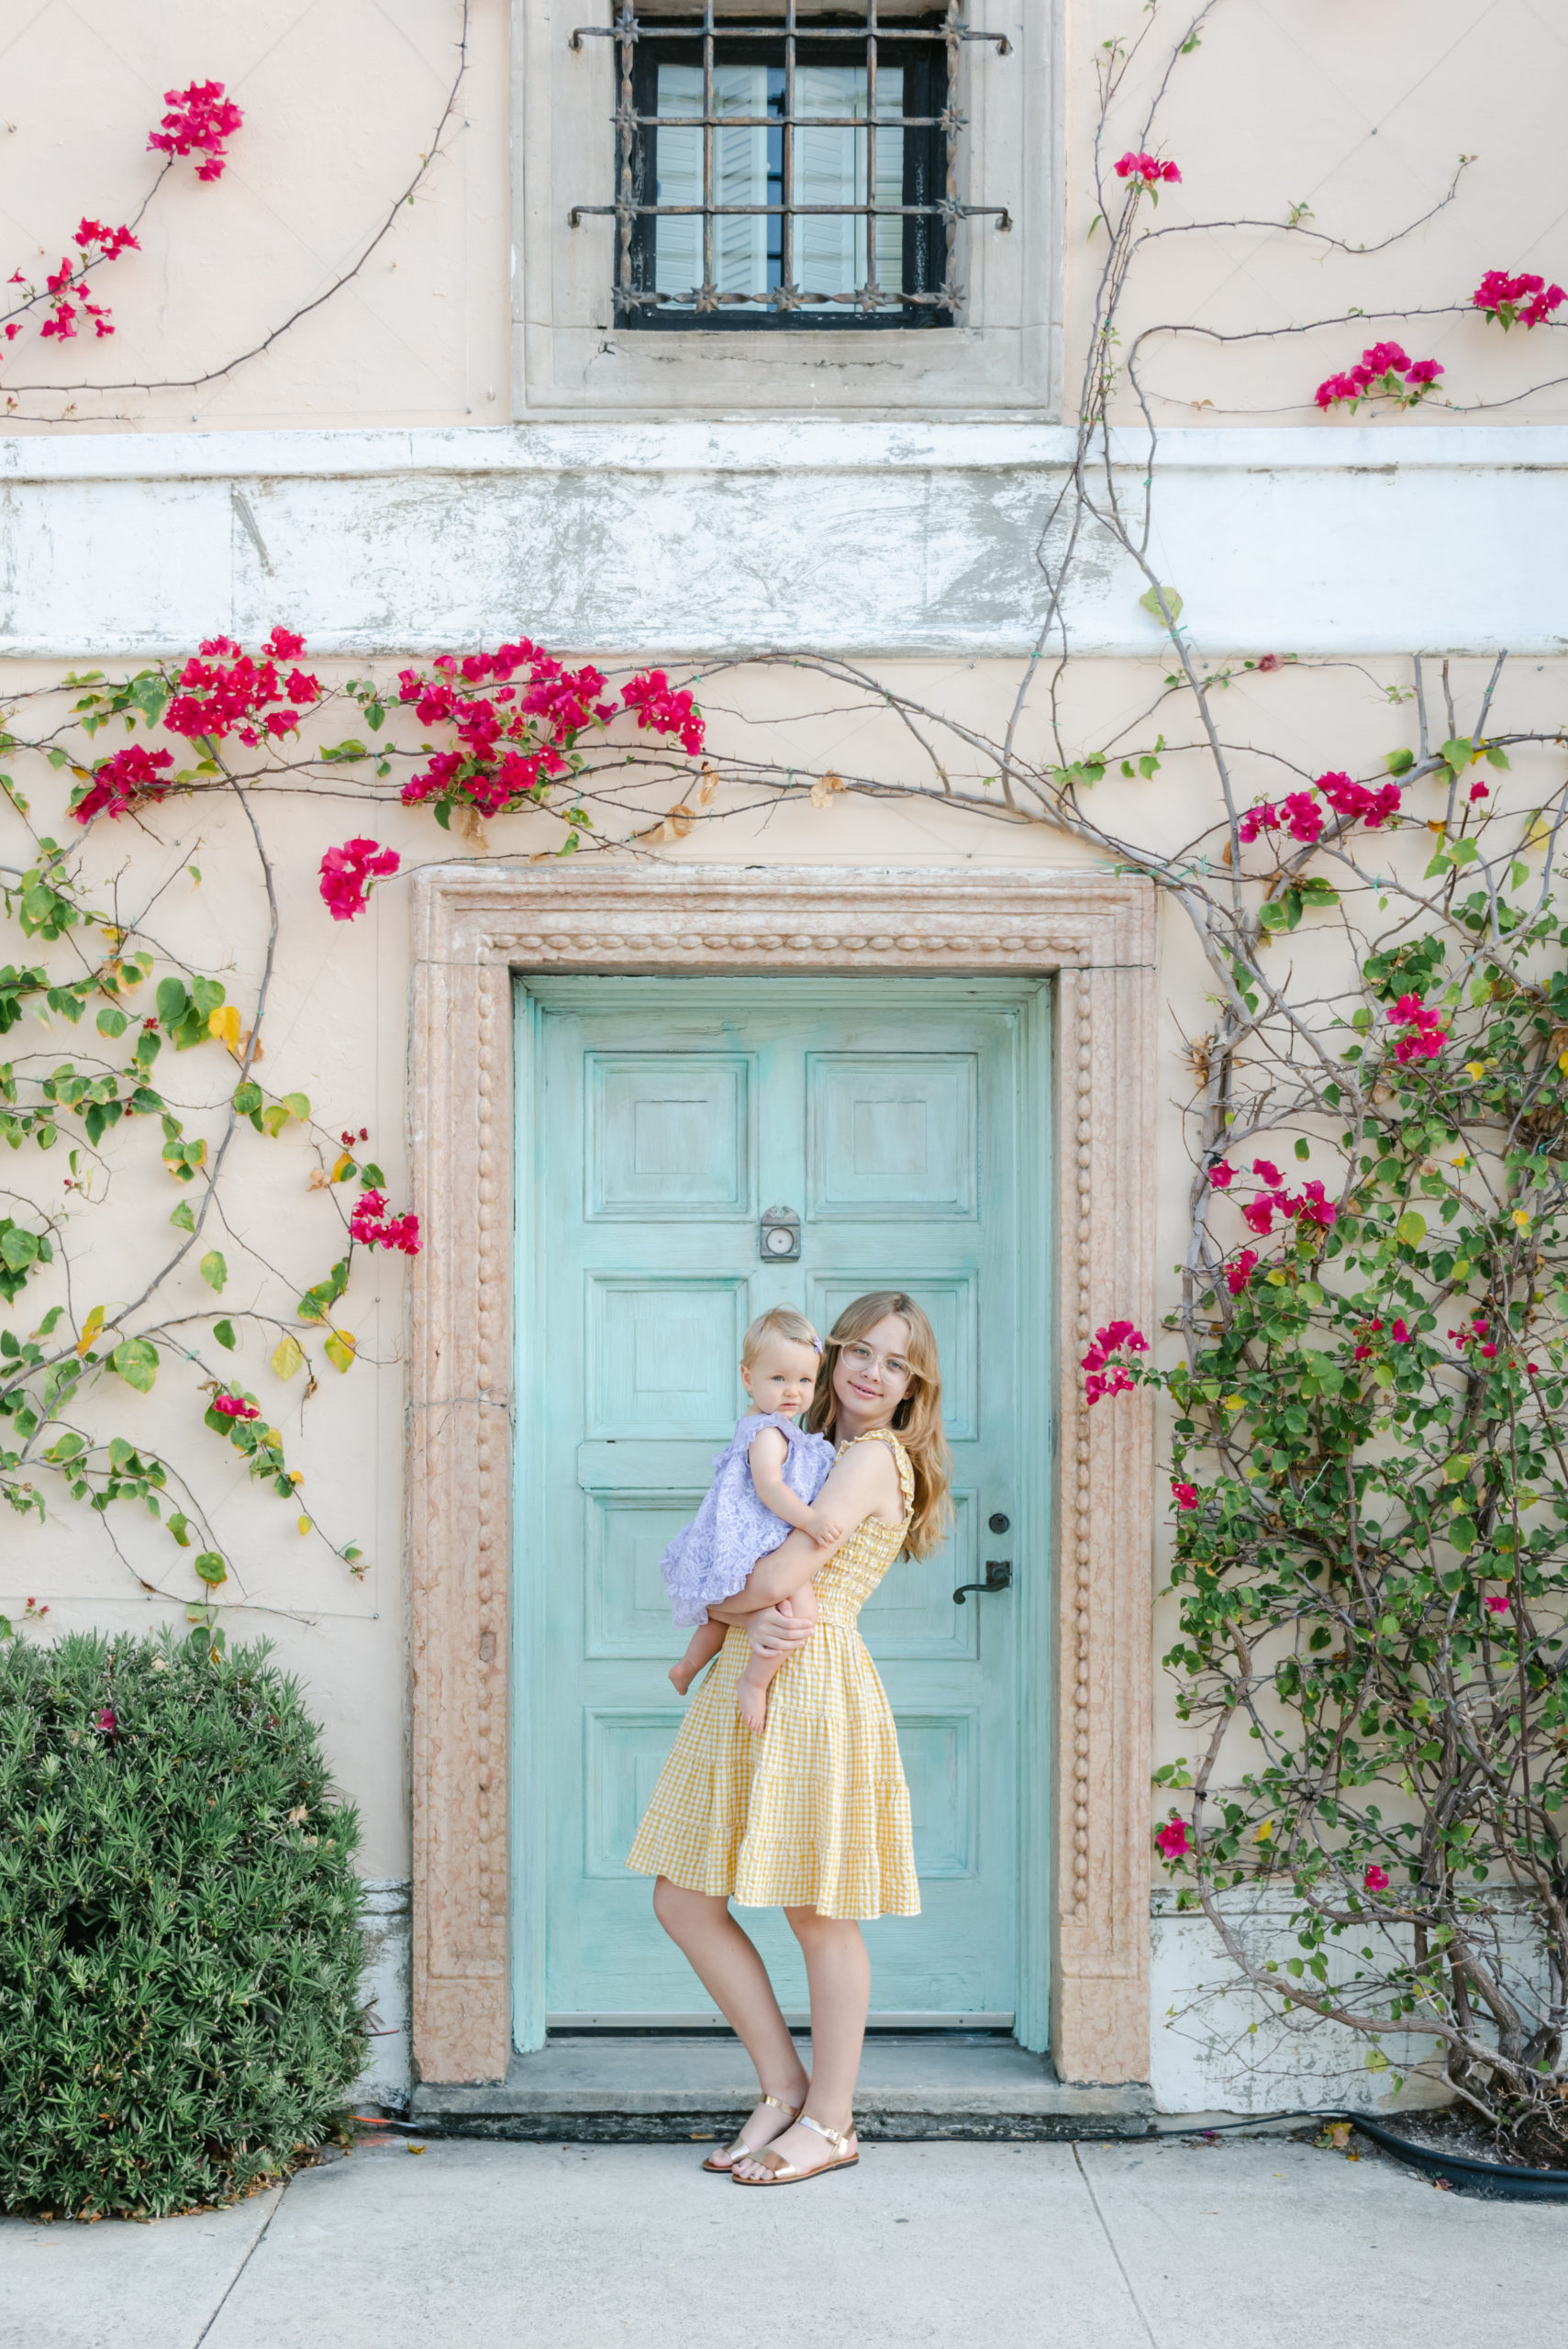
[662,1305,841,1733]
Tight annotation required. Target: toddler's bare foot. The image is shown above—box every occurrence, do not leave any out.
[738,1677,767,1735]
[669,1658,697,1696]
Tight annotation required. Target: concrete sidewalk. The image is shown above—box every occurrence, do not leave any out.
[3,2133,1563,2349]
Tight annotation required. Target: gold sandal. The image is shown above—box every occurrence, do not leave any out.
[700,2093,802,2173]
[729,2112,859,2186]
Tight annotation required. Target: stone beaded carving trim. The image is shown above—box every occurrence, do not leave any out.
[409,863,1155,2086]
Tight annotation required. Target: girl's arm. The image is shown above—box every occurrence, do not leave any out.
[706,1441,899,1618]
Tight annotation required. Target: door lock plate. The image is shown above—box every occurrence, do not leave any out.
[759,1204,801,1261]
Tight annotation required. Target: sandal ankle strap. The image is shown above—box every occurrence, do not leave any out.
[797,2112,853,2154]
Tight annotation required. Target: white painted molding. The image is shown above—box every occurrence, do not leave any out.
[2,423,1562,659]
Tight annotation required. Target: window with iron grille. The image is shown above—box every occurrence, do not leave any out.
[569,6,1012,330]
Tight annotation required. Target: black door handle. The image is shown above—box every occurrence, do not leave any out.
[953,1560,1013,1604]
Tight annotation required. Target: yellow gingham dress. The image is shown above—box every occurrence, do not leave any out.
[627,1428,920,1920]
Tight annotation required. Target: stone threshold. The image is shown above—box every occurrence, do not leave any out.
[410,2032,1155,2143]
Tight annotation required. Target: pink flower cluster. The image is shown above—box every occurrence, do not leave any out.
[1315,342,1442,412]
[1155,1817,1190,1859]
[621,669,706,755]
[1472,269,1564,330]
[211,1392,260,1420]
[1363,1864,1390,1891]
[1171,1480,1199,1511]
[350,1188,421,1256]
[15,217,141,349]
[148,81,243,181]
[1226,1247,1259,1297]
[1386,993,1446,1064]
[396,642,705,820]
[319,837,399,922]
[1115,151,1182,188]
[72,742,173,823]
[1082,1319,1148,1406]
[1352,1317,1414,1361]
[1214,1157,1339,1239]
[1238,770,1401,848]
[165,629,319,746]
[1484,1592,1510,1616]
[1450,1311,1496,1359]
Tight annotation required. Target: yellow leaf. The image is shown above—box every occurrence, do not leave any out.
[207,1004,241,1052]
[1559,1049,1568,1076]
[271,1335,305,1381]
[331,1152,353,1182]
[297,1514,313,1536]
[1254,1820,1273,1842]
[1223,1394,1245,1411]
[1512,1208,1531,1229]
[324,1328,357,1375]
[77,1305,106,1358]
[1523,810,1553,853]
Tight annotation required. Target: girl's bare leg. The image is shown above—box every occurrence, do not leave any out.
[731,1909,869,2180]
[670,1618,725,1696]
[651,1878,809,2166]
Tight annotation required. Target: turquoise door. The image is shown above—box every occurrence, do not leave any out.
[516,976,1049,2035]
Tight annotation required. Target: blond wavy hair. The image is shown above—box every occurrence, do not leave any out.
[805,1291,951,1560]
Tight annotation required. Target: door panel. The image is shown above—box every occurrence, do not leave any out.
[523,979,1045,2028]
[806,1052,978,1218]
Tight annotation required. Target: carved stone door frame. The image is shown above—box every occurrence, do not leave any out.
[407,863,1156,2086]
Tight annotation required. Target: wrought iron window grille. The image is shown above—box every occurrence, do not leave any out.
[568,5,1012,329]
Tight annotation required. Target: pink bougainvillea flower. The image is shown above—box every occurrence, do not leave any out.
[1171,1480,1199,1511]
[1316,344,1442,412]
[95,1708,117,1735]
[1226,1248,1259,1297]
[1390,1319,1414,1344]
[1472,268,1565,330]
[74,218,139,262]
[1115,151,1181,190]
[148,80,243,180]
[1155,1816,1190,1859]
[1251,1160,1282,1186]
[1296,1180,1338,1230]
[1081,1320,1148,1405]
[1485,1592,1510,1615]
[1386,993,1446,1065]
[1208,1159,1236,1189]
[350,1187,422,1256]
[211,1392,260,1420]
[72,742,173,824]
[620,668,706,755]
[319,838,400,922]
[1479,1342,1497,1358]
[1363,1865,1390,1891]
[165,631,320,743]
[1469,781,1490,802]
[1317,771,1403,829]
[1255,653,1282,673]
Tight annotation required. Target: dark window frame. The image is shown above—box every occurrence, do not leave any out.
[568,6,1013,334]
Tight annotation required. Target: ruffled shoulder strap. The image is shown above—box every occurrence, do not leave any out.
[839,1426,915,1519]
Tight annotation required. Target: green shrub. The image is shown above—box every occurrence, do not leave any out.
[0,1630,367,2218]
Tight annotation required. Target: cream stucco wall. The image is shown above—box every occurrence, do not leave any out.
[0,0,1562,429]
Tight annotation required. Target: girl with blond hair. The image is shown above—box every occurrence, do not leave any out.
[628,1291,951,2187]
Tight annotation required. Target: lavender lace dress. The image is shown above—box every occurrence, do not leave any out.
[659,1413,836,1627]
